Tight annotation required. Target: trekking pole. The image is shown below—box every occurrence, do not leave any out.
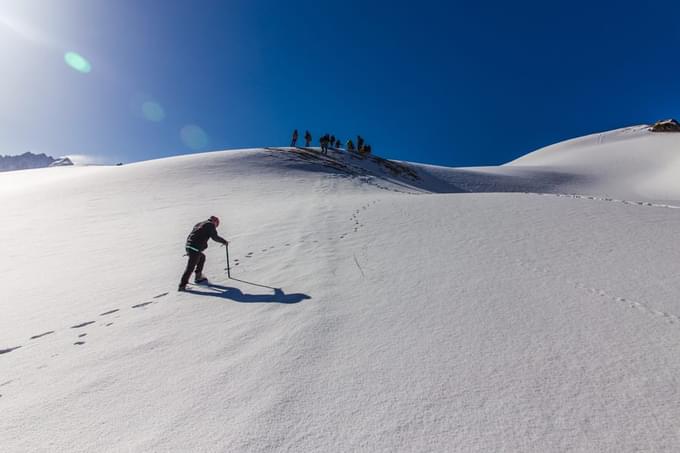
[225,243,231,278]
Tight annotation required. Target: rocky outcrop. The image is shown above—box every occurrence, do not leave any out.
[649,119,680,132]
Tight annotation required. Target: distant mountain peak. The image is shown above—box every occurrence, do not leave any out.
[49,157,74,167]
[0,152,73,172]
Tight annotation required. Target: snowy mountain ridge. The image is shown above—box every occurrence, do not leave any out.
[0,151,73,172]
[4,127,680,452]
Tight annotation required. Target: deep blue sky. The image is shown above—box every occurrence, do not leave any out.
[1,0,679,167]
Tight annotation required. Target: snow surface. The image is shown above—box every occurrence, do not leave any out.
[3,135,680,452]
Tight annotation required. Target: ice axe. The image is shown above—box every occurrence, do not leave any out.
[224,242,231,279]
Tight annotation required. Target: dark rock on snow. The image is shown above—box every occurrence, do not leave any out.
[649,119,680,132]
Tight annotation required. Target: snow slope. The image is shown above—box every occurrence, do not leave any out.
[506,125,680,200]
[414,125,680,201]
[3,140,680,452]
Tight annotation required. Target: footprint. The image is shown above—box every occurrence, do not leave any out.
[73,341,85,346]
[132,301,153,309]
[105,323,113,327]
[30,331,55,340]
[153,292,169,299]
[78,333,87,338]
[71,321,95,329]
[0,346,22,355]
[99,309,119,316]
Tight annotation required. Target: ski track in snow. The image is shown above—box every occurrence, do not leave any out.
[0,199,378,361]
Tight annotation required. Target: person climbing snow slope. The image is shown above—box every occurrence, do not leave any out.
[178,215,228,291]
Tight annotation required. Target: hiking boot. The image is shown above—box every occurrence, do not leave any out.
[194,273,208,284]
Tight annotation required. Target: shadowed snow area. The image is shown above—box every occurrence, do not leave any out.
[3,133,680,451]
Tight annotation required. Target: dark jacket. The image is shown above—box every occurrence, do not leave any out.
[186,220,227,251]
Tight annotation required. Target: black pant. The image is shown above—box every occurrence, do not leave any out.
[180,249,205,286]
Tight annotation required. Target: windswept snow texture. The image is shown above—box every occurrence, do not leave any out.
[3,137,680,452]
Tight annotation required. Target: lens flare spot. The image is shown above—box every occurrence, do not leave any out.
[64,51,91,73]
[142,101,165,122]
[180,125,209,150]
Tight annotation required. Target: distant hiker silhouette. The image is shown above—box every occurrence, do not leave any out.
[291,129,298,147]
[304,130,312,147]
[320,134,330,154]
[356,135,364,152]
[179,216,229,291]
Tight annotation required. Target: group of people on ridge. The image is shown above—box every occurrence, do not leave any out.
[318,134,341,154]
[290,129,342,150]
[345,135,372,156]
[290,130,372,156]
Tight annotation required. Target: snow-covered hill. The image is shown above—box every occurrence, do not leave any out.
[506,124,680,200]
[410,124,680,201]
[3,138,680,452]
